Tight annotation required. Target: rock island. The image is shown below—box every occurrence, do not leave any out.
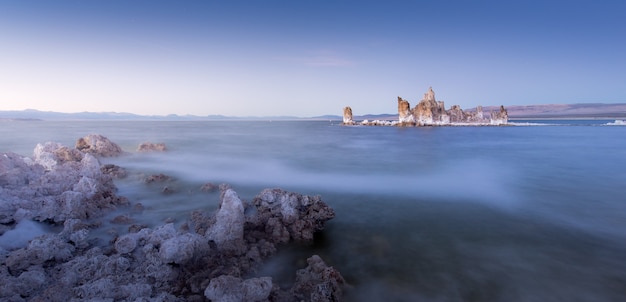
[344,87,508,126]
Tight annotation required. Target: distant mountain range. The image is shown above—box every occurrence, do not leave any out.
[483,103,626,118]
[1,103,625,121]
[0,109,301,121]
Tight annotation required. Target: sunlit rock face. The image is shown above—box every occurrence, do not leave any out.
[413,87,448,125]
[343,106,354,125]
[491,105,509,125]
[448,105,466,123]
[397,97,415,124]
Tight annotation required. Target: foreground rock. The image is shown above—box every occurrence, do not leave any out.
[0,142,128,225]
[0,137,343,301]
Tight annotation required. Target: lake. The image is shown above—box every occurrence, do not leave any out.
[1,119,625,301]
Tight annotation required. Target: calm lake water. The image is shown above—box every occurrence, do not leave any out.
[1,119,626,301]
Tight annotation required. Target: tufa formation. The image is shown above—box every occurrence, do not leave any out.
[344,87,508,126]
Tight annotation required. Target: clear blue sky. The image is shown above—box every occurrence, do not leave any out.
[1,0,625,117]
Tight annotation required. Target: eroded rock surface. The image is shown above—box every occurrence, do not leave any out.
[75,134,124,157]
[491,105,509,125]
[0,142,128,225]
[413,87,449,125]
[342,107,354,125]
[0,137,342,301]
[397,97,415,124]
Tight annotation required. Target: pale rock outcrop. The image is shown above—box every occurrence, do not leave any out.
[342,107,354,125]
[137,142,167,152]
[491,105,509,125]
[448,105,465,123]
[75,134,124,157]
[205,189,245,251]
[413,87,448,125]
[348,86,509,126]
[0,140,127,225]
[397,97,415,124]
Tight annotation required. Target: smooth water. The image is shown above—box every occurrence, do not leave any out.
[1,119,626,301]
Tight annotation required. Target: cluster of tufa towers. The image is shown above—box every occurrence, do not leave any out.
[343,87,508,126]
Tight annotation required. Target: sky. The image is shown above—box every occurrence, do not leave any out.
[1,0,625,117]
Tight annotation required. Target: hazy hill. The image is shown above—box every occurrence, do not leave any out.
[479,103,626,118]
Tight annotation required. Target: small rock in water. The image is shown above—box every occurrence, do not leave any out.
[137,142,167,152]
[144,173,172,183]
[111,215,134,225]
[100,164,127,179]
[200,182,218,192]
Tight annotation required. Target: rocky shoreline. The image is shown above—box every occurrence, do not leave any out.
[343,87,509,126]
[0,135,344,301]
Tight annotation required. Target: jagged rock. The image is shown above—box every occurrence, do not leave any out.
[250,188,335,243]
[349,86,511,126]
[397,97,415,124]
[204,275,273,302]
[491,105,509,125]
[137,142,167,152]
[75,134,124,157]
[1,137,342,301]
[342,107,354,125]
[412,87,448,125]
[291,255,345,302]
[206,189,245,251]
[0,141,127,226]
[448,105,465,123]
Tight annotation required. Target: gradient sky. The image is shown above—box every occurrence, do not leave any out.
[1,0,625,117]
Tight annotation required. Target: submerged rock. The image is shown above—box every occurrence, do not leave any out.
[145,173,172,183]
[100,164,127,179]
[137,142,167,152]
[291,255,346,302]
[250,188,336,243]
